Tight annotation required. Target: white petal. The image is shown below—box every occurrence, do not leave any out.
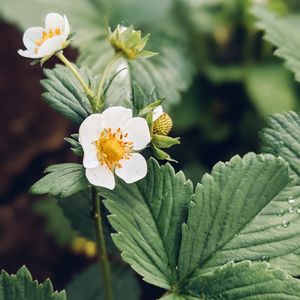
[37,35,66,57]
[79,114,104,149]
[63,15,71,37]
[23,27,44,50]
[122,117,150,150]
[45,13,65,31]
[86,165,115,189]
[153,105,163,121]
[82,146,98,168]
[115,153,147,184]
[17,49,42,59]
[102,106,132,131]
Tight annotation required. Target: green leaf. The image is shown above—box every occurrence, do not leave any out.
[261,111,300,178]
[41,65,95,124]
[34,198,76,246]
[252,4,300,83]
[66,263,140,300]
[245,64,296,117]
[57,190,118,254]
[178,153,291,281]
[102,154,298,297]
[64,134,83,156]
[30,163,89,198]
[198,181,300,277]
[101,159,194,289]
[185,261,300,299]
[0,266,66,300]
[131,83,158,116]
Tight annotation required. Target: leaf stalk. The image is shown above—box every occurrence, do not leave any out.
[56,52,97,111]
[95,52,122,110]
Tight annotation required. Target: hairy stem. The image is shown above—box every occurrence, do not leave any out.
[56,52,97,111]
[96,52,121,109]
[92,187,113,300]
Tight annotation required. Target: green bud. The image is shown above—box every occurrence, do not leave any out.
[152,134,180,149]
[109,25,157,60]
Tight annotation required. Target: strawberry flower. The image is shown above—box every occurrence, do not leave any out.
[18,13,70,59]
[79,106,151,190]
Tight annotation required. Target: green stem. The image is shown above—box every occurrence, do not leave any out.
[56,52,97,110]
[92,187,113,300]
[96,52,121,109]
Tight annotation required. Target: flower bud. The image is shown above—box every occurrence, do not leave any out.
[109,25,157,60]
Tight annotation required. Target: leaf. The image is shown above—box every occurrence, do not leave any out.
[178,153,291,282]
[66,263,140,300]
[34,197,76,246]
[127,45,194,107]
[245,64,296,117]
[131,83,157,116]
[0,266,66,300]
[101,159,194,289]
[185,261,300,299]
[41,65,95,124]
[198,181,300,277]
[261,111,300,178]
[57,190,118,254]
[30,163,89,198]
[64,134,83,156]
[102,154,297,296]
[252,4,300,83]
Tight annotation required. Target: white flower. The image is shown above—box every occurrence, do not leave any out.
[152,105,164,121]
[18,13,70,59]
[79,106,151,190]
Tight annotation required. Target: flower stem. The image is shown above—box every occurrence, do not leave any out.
[56,52,97,111]
[96,52,121,109]
[91,187,113,300]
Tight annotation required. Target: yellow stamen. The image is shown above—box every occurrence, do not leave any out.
[35,27,62,47]
[95,127,133,170]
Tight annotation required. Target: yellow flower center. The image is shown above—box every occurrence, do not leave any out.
[34,28,62,53]
[95,128,133,170]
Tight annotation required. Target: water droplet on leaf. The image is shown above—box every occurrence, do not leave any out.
[282,220,289,227]
[288,196,295,204]
[261,255,269,262]
[288,207,294,213]
[276,209,284,216]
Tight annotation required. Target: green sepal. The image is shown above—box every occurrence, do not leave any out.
[109,24,156,60]
[40,54,52,66]
[151,144,177,162]
[30,59,40,66]
[138,99,164,117]
[152,134,180,149]
[136,50,158,59]
[67,32,76,40]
